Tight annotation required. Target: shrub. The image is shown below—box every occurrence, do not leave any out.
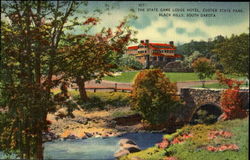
[130,69,180,125]
[75,92,130,110]
[216,71,248,120]
[118,54,143,70]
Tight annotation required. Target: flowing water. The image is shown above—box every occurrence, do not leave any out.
[1,132,164,160]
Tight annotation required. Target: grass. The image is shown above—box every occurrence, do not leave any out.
[103,72,214,83]
[103,71,244,83]
[103,71,138,83]
[111,110,137,118]
[121,118,249,160]
[192,83,229,89]
[192,81,249,89]
[75,91,130,110]
[51,89,131,110]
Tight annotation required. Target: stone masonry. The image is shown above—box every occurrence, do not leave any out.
[180,88,249,122]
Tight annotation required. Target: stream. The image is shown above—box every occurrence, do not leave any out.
[0,132,164,160]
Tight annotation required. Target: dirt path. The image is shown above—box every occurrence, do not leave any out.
[84,80,218,93]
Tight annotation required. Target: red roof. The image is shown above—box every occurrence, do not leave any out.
[127,46,138,50]
[127,42,176,50]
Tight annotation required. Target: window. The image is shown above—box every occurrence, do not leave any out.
[159,56,163,61]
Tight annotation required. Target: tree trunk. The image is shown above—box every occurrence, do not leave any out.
[36,121,44,160]
[76,77,89,102]
[202,80,205,88]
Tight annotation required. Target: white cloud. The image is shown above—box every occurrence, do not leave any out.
[87,9,132,34]
[131,17,249,44]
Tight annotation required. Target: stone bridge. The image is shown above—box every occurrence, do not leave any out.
[179,88,249,124]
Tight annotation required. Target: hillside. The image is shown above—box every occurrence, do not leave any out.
[121,118,249,160]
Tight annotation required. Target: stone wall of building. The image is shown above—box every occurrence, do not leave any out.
[163,61,193,72]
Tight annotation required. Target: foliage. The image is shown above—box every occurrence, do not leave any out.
[182,51,202,69]
[216,72,248,120]
[177,35,225,71]
[120,146,166,160]
[74,92,130,110]
[118,54,143,70]
[213,33,249,78]
[122,118,248,160]
[192,57,215,87]
[1,1,84,158]
[57,14,137,101]
[130,69,180,125]
[176,35,225,57]
[0,1,120,159]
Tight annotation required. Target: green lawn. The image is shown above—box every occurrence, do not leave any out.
[192,83,229,89]
[103,72,214,83]
[103,71,243,83]
[121,118,249,160]
[192,80,249,89]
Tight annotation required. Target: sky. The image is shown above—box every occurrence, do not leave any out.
[1,1,249,45]
[84,1,249,45]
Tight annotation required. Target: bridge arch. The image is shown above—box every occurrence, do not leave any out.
[190,103,223,125]
[180,88,249,124]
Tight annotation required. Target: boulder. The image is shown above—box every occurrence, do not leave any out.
[73,116,88,124]
[119,139,137,146]
[81,133,87,139]
[113,149,130,159]
[64,134,77,140]
[55,108,68,120]
[94,135,102,138]
[121,143,141,153]
[84,132,93,138]
[42,131,59,142]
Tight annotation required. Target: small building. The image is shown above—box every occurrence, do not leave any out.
[126,39,182,68]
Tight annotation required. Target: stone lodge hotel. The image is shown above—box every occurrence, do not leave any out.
[126,39,182,68]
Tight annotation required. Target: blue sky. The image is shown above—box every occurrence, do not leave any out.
[85,1,249,44]
[1,1,248,45]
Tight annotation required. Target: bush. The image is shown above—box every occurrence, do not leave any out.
[130,69,180,125]
[118,54,143,70]
[216,71,248,120]
[75,92,130,110]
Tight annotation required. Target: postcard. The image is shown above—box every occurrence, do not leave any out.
[0,1,249,160]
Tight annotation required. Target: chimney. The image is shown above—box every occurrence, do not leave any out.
[145,39,149,44]
[169,41,174,46]
[140,40,144,43]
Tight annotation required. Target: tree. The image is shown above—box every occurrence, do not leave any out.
[0,1,93,159]
[182,51,202,69]
[213,33,249,78]
[57,15,137,102]
[118,54,143,70]
[130,69,180,126]
[191,57,215,87]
